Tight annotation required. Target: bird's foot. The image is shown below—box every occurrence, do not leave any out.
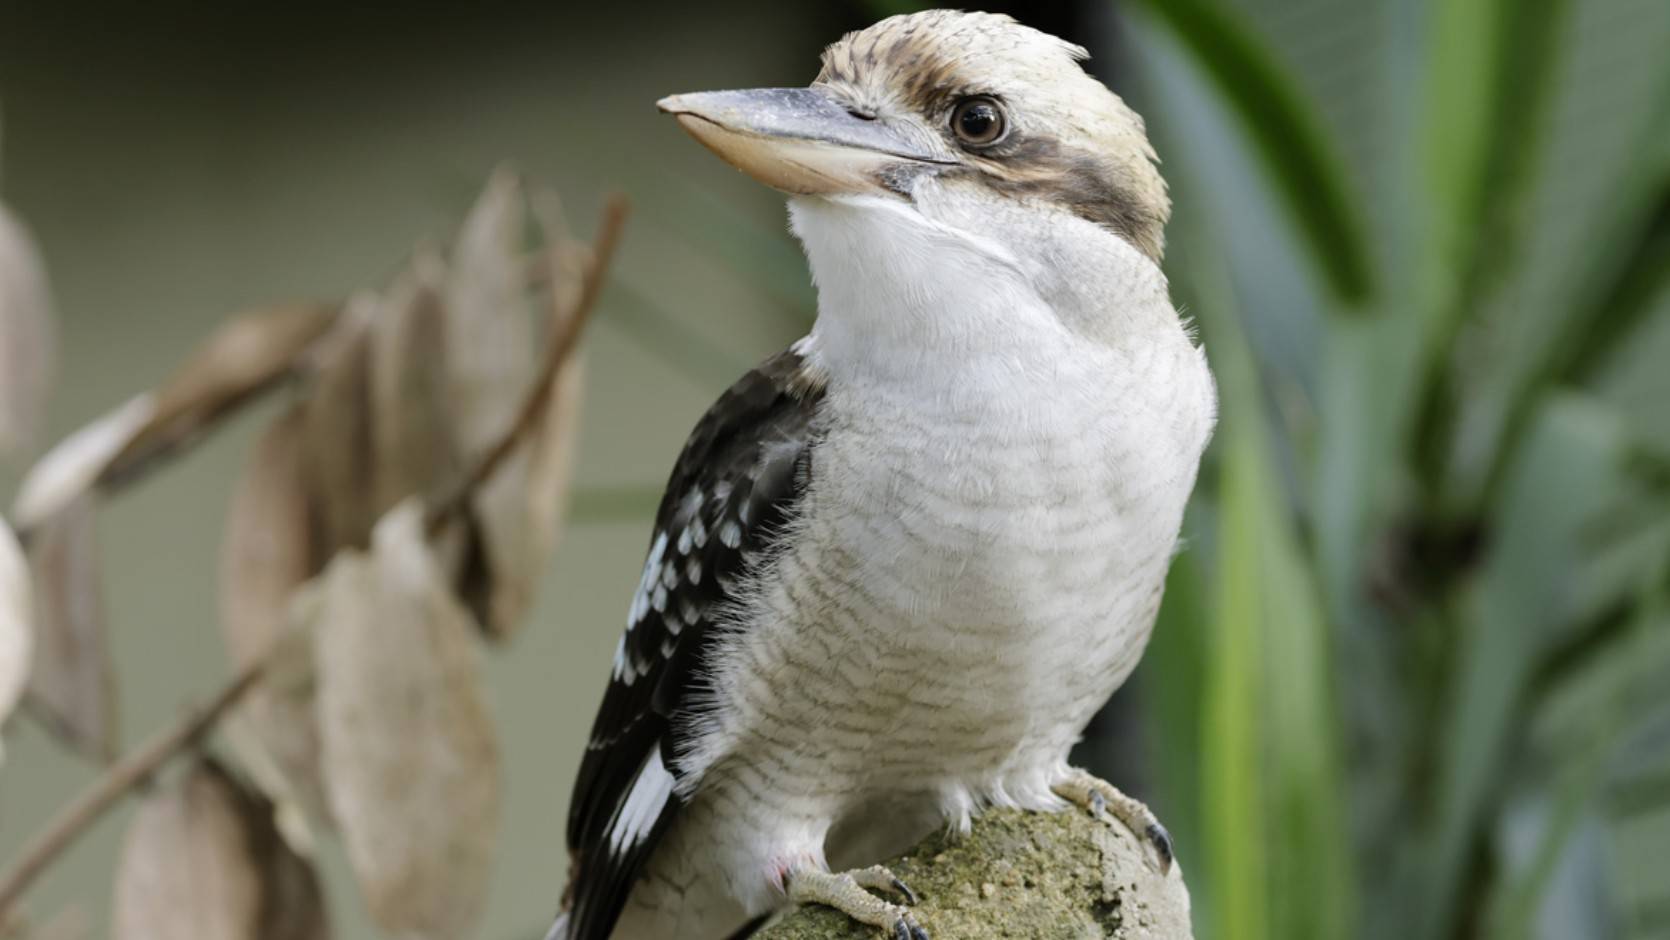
[1052,768,1175,874]
[786,865,928,940]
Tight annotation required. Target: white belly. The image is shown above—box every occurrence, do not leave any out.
[636,332,1213,930]
[738,368,1197,792]
[618,188,1216,936]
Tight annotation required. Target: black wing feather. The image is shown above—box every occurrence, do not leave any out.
[560,348,825,940]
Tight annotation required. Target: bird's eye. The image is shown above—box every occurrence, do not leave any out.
[951,97,1005,147]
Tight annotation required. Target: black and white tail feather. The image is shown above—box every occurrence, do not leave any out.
[551,346,826,940]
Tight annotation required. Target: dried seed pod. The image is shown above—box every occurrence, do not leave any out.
[0,518,32,762]
[219,406,331,822]
[112,759,329,940]
[0,201,57,457]
[312,501,500,939]
[11,304,334,530]
[24,495,115,762]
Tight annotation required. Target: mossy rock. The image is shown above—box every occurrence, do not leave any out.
[758,806,1192,939]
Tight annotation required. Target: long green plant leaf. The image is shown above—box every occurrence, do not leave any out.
[1422,396,1628,938]
[1476,102,1670,507]
[1204,403,1270,940]
[1190,235,1353,940]
[1418,0,1569,314]
[1491,602,1670,939]
[1125,0,1373,306]
[1413,0,1574,514]
[1143,540,1212,928]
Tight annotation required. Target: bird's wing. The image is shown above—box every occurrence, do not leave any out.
[559,346,826,940]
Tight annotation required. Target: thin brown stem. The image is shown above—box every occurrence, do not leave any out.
[0,195,628,919]
[424,192,629,537]
[0,657,269,913]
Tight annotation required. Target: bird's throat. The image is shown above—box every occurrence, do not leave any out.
[790,195,1052,376]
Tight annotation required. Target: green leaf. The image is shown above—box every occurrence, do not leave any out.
[1421,396,1630,938]
[1415,0,1573,332]
[1143,541,1211,902]
[1412,0,1577,507]
[1124,0,1374,306]
[1491,604,1670,939]
[1203,410,1270,940]
[1257,459,1353,940]
[1565,172,1670,386]
[1190,236,1353,940]
[1436,34,1670,514]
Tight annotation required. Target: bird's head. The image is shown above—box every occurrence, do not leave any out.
[657,10,1169,265]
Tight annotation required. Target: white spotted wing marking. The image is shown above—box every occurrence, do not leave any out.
[718,519,742,549]
[624,532,668,629]
[616,531,671,685]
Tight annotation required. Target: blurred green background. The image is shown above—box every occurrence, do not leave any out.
[2,0,1668,938]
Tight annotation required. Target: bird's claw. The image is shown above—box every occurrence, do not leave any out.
[872,868,926,939]
[892,912,930,940]
[850,864,919,906]
[1053,768,1176,875]
[788,865,927,940]
[1087,790,1108,819]
[1145,821,1175,873]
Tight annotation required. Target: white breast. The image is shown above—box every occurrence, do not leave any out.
[618,194,1215,934]
[674,194,1215,833]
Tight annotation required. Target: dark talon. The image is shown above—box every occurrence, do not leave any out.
[890,876,919,906]
[893,920,913,940]
[1146,821,1175,873]
[909,923,930,940]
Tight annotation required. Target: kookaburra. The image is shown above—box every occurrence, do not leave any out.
[551,10,1215,940]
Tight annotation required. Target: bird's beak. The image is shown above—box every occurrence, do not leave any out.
[657,87,949,196]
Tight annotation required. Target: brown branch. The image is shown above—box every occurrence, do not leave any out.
[0,657,269,914]
[0,195,628,919]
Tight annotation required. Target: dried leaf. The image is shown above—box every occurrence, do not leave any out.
[444,168,538,457]
[301,275,480,591]
[10,394,155,533]
[313,500,499,939]
[9,304,333,531]
[368,258,462,515]
[103,304,338,490]
[448,173,540,636]
[526,351,585,570]
[453,178,584,637]
[25,495,115,761]
[512,231,588,616]
[220,406,317,668]
[299,298,378,553]
[0,517,32,761]
[219,406,329,821]
[112,759,329,940]
[298,173,581,642]
[475,351,585,638]
[0,201,57,457]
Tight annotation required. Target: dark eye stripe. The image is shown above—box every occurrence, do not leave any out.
[972,135,1168,262]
